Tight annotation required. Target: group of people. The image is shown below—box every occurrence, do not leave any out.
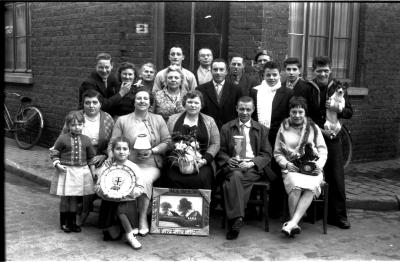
[49,45,353,249]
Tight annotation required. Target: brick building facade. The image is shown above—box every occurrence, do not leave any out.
[4,2,400,162]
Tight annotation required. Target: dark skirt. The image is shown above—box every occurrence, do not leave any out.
[98,199,138,230]
[164,164,214,190]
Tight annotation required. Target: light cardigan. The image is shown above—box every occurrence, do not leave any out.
[274,117,328,171]
[110,112,171,168]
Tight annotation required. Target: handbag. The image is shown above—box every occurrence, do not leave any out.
[297,161,318,176]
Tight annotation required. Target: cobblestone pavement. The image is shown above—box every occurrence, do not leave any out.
[5,137,400,211]
[5,172,400,261]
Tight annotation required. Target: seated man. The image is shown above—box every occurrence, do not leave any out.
[216,96,276,240]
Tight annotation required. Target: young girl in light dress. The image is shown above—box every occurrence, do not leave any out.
[50,110,96,233]
[95,136,144,250]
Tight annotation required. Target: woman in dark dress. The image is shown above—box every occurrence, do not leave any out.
[164,90,220,189]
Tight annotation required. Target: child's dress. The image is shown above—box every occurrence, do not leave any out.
[95,160,144,232]
[50,133,96,196]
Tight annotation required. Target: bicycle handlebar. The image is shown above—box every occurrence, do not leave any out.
[4,91,21,97]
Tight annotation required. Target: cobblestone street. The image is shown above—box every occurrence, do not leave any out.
[5,172,400,261]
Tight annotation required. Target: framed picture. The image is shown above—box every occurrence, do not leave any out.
[150,187,211,236]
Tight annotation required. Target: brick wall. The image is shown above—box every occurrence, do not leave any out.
[5,2,155,146]
[350,3,400,161]
[5,2,400,161]
[228,2,289,66]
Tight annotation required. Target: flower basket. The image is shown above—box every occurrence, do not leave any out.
[178,157,196,175]
[169,130,202,176]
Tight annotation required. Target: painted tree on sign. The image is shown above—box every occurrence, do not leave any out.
[178,198,192,217]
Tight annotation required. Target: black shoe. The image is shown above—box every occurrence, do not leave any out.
[231,217,243,231]
[328,218,351,229]
[68,212,82,233]
[226,217,243,240]
[70,224,82,233]
[103,230,112,241]
[226,230,240,240]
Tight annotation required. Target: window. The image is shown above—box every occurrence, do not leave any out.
[288,3,360,82]
[157,2,228,71]
[5,2,32,83]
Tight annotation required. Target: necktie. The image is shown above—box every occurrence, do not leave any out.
[104,79,108,90]
[240,124,247,158]
[216,84,222,103]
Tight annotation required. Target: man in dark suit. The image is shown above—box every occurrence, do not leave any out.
[250,61,293,218]
[216,96,276,240]
[196,58,243,130]
[226,54,259,96]
[78,53,131,114]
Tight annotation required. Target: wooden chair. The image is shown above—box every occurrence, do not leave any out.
[220,180,270,232]
[283,181,329,234]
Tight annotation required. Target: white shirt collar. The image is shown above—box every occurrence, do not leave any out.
[239,119,251,128]
[213,80,225,87]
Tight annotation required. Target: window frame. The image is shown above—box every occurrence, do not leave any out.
[4,2,32,84]
[288,2,360,84]
[155,2,228,72]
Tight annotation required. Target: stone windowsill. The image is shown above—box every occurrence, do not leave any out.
[4,72,33,84]
[347,87,368,96]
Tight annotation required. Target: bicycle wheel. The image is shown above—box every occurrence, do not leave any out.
[14,106,44,149]
[340,125,353,170]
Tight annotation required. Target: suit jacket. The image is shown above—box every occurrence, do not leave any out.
[282,78,309,96]
[79,71,121,114]
[250,84,294,146]
[227,73,259,96]
[216,119,276,181]
[196,80,243,130]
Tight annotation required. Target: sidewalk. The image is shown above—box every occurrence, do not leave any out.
[4,137,400,211]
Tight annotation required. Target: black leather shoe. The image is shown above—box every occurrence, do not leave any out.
[226,217,243,240]
[226,230,240,240]
[232,217,243,230]
[328,219,351,229]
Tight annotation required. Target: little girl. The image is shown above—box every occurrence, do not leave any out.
[95,136,144,250]
[50,110,96,233]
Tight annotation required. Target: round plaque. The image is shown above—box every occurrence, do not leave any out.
[99,165,137,200]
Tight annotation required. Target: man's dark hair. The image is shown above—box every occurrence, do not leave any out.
[283,57,302,69]
[96,52,112,63]
[211,58,228,69]
[229,53,244,63]
[198,48,213,58]
[169,45,185,56]
[263,61,280,71]
[237,96,254,106]
[312,56,331,70]
[254,51,271,62]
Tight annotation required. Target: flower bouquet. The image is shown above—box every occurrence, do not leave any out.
[169,130,202,175]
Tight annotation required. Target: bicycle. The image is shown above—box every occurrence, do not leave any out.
[339,124,353,170]
[4,92,44,149]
